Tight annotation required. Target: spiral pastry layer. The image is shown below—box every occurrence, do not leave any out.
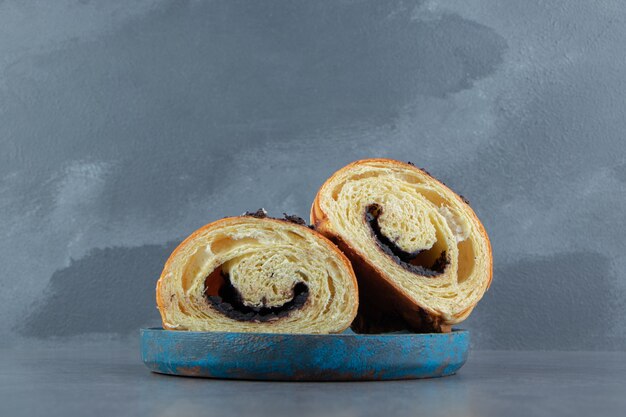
[157,214,358,333]
[311,159,492,332]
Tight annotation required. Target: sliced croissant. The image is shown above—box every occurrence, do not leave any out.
[311,159,492,333]
[156,213,358,334]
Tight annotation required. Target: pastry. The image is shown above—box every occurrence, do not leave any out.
[156,211,358,333]
[311,159,492,333]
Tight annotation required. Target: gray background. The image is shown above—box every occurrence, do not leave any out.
[1,0,625,350]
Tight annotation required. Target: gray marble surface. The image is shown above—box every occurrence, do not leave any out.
[1,340,624,417]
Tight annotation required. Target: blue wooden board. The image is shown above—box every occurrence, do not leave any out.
[140,328,469,381]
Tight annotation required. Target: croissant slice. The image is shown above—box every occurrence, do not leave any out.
[311,159,492,333]
[156,213,358,334]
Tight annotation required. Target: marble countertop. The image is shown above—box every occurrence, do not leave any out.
[1,340,624,417]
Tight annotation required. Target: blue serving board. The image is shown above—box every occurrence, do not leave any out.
[140,328,469,381]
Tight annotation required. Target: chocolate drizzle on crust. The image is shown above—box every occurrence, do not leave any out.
[459,194,471,205]
[282,213,307,226]
[243,209,311,227]
[243,208,269,218]
[365,204,447,277]
[205,270,309,322]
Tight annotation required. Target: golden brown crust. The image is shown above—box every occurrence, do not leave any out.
[311,158,493,332]
[157,215,359,333]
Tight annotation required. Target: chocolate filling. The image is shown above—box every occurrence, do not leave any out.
[205,269,309,322]
[365,204,448,276]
